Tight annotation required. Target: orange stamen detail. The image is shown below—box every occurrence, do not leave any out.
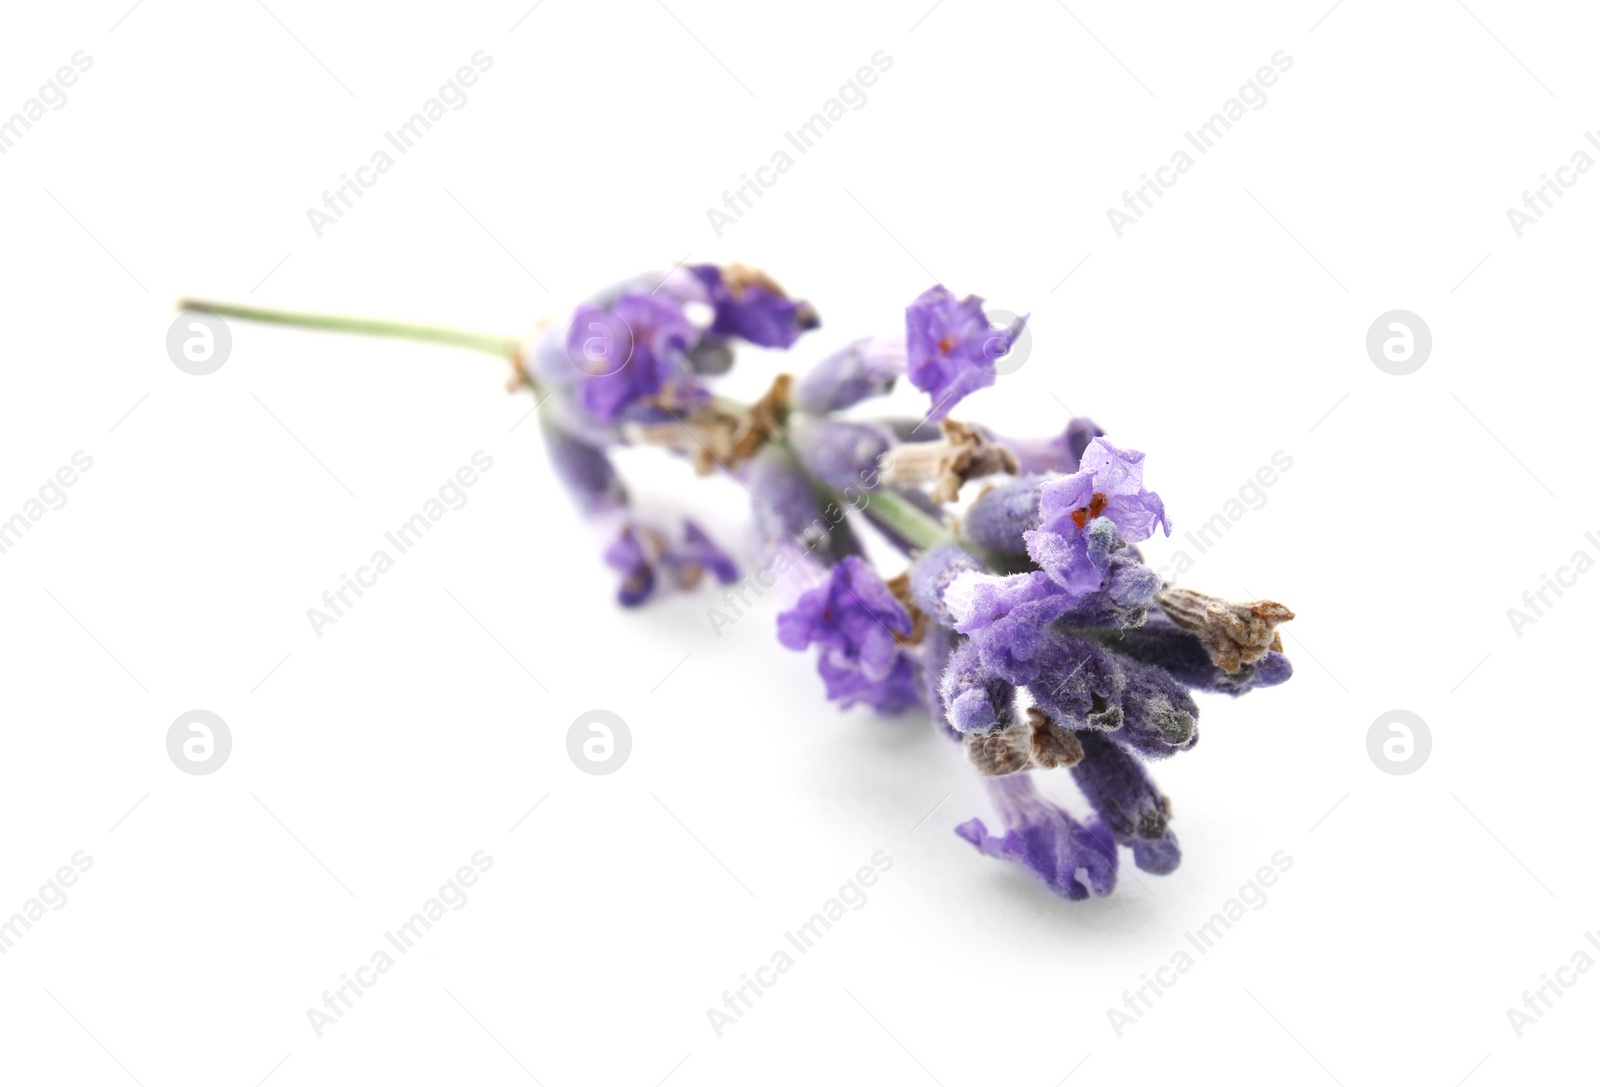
[1070,492,1109,531]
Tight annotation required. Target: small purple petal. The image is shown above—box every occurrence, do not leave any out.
[946,570,1076,684]
[956,773,1118,900]
[662,520,739,588]
[905,285,1024,422]
[1026,437,1168,599]
[690,265,819,349]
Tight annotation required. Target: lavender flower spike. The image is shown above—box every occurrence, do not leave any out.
[905,285,1026,422]
[178,264,1299,909]
[956,773,1118,900]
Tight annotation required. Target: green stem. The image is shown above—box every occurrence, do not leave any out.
[860,488,954,551]
[176,298,523,360]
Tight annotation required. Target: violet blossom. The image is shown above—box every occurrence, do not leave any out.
[904,285,1026,421]
[1024,437,1171,600]
[777,556,921,713]
[955,773,1118,900]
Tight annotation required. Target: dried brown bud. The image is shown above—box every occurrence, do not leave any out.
[884,571,929,647]
[733,373,791,462]
[963,725,1033,777]
[1027,708,1084,769]
[882,419,1018,504]
[624,373,791,474]
[1156,587,1295,674]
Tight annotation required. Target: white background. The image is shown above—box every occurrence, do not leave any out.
[1,1,1595,1084]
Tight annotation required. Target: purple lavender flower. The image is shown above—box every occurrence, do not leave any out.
[605,524,659,607]
[689,264,819,348]
[794,336,906,413]
[790,419,892,491]
[605,520,738,607]
[566,293,698,423]
[1027,630,1127,730]
[541,424,626,515]
[663,521,739,588]
[1055,552,1162,630]
[956,773,1118,900]
[777,556,921,713]
[905,286,1025,422]
[961,474,1043,554]
[1071,731,1181,875]
[746,446,863,566]
[943,570,1075,685]
[1113,656,1199,759]
[1112,610,1295,695]
[938,638,1017,734]
[1024,438,1170,599]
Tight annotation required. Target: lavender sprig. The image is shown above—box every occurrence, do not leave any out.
[181,262,1295,903]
